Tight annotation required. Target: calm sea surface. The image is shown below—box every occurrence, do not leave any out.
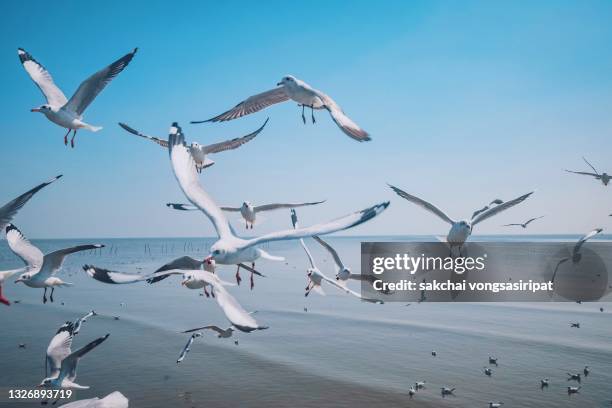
[0,236,611,407]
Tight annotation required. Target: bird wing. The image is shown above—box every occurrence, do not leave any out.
[574,228,603,254]
[58,392,127,408]
[64,48,137,115]
[472,191,533,226]
[254,200,325,212]
[202,118,268,154]
[388,184,454,224]
[194,87,289,123]
[212,283,261,331]
[220,206,241,212]
[83,264,183,284]
[243,202,389,249]
[59,334,109,382]
[313,236,346,272]
[17,49,68,106]
[56,397,101,408]
[148,256,203,283]
[32,245,104,282]
[183,325,225,335]
[46,322,76,378]
[5,224,44,269]
[318,271,382,303]
[319,92,371,142]
[118,123,169,148]
[565,170,598,177]
[169,123,233,239]
[582,157,600,176]
[177,333,200,363]
[0,175,62,231]
[166,203,198,211]
[524,216,544,226]
[502,223,522,227]
[291,209,317,270]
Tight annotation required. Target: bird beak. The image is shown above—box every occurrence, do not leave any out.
[30,108,41,112]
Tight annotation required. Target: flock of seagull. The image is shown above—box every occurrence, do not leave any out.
[1,46,609,407]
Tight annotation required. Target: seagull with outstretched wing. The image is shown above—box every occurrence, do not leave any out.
[503,216,544,228]
[192,75,371,142]
[18,48,137,147]
[119,118,267,172]
[565,157,611,186]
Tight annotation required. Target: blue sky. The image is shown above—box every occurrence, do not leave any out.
[1,0,612,238]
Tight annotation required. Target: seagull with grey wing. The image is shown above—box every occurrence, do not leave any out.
[8,224,104,303]
[0,175,62,305]
[551,228,603,284]
[471,199,504,220]
[388,184,533,254]
[39,312,107,390]
[18,48,137,147]
[118,118,268,172]
[168,199,325,230]
[166,122,388,287]
[565,157,610,186]
[503,216,544,229]
[193,75,371,142]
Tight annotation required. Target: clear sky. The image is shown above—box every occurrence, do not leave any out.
[1,0,612,238]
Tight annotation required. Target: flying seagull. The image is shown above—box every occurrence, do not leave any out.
[388,184,533,254]
[39,312,106,389]
[18,47,137,147]
[167,122,388,275]
[565,157,610,186]
[193,75,371,142]
[1,175,62,231]
[169,199,325,229]
[118,118,268,172]
[551,228,603,285]
[471,199,504,220]
[292,209,382,303]
[177,332,202,363]
[57,391,128,408]
[312,235,375,285]
[503,216,544,228]
[8,224,103,303]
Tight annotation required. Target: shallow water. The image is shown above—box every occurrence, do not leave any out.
[0,236,611,407]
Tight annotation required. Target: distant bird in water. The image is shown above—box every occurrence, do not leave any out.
[489,356,498,366]
[600,307,604,312]
[489,403,504,408]
[565,157,610,186]
[570,322,581,328]
[18,343,26,349]
[415,381,426,390]
[195,75,372,142]
[113,316,120,321]
[503,216,544,229]
[388,184,533,255]
[18,47,138,147]
[484,367,493,376]
[431,350,437,357]
[540,378,549,388]
[440,387,455,397]
[583,366,590,377]
[408,387,415,398]
[567,372,581,383]
[567,386,581,394]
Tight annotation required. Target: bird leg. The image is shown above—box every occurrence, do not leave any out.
[0,285,9,306]
[70,129,77,148]
[63,129,71,146]
[301,105,306,124]
[250,262,256,290]
[50,287,54,303]
[43,287,47,304]
[203,287,210,298]
[311,105,316,123]
[235,265,242,285]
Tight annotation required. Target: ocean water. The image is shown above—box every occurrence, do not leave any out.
[0,236,611,407]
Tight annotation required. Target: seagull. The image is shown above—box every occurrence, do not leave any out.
[567,372,581,382]
[440,387,455,396]
[388,184,533,254]
[408,387,415,398]
[552,228,603,284]
[0,267,26,306]
[431,350,437,356]
[471,199,504,219]
[503,216,544,228]
[415,381,426,390]
[1,175,62,232]
[540,378,549,388]
[183,325,236,339]
[18,48,137,147]
[584,366,590,376]
[169,199,326,229]
[119,118,267,173]
[570,322,581,328]
[177,332,202,363]
[39,312,107,389]
[484,367,493,376]
[292,209,382,303]
[311,234,370,284]
[489,356,498,365]
[167,122,388,273]
[488,403,504,408]
[193,75,371,142]
[567,386,581,394]
[8,225,103,303]
[565,157,610,186]
[57,391,128,408]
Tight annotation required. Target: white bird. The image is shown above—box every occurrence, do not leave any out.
[58,391,128,408]
[440,387,455,396]
[177,332,202,363]
[484,367,493,376]
[291,209,382,303]
[503,216,544,228]
[388,184,533,254]
[567,386,580,394]
[565,157,610,186]
[489,403,504,408]
[540,378,549,388]
[169,199,326,230]
[39,312,107,389]
[408,387,415,397]
[18,47,137,147]
[1,175,62,232]
[183,325,236,338]
[415,381,426,389]
[193,75,371,142]
[119,118,267,172]
[209,280,268,332]
[8,225,103,303]
[0,267,25,306]
[311,235,374,285]
[168,122,388,274]
[489,356,498,365]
